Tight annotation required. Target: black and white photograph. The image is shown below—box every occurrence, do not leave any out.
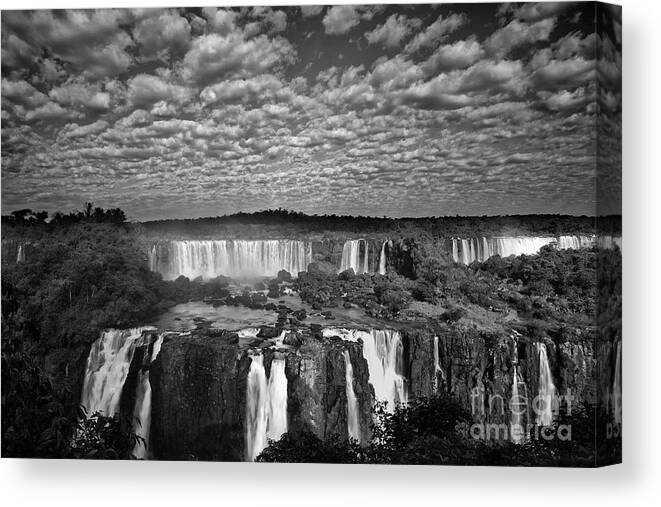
[1,2,622,468]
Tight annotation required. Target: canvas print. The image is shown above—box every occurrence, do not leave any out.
[1,2,621,466]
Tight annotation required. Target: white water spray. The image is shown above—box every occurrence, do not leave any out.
[535,343,556,427]
[510,365,526,444]
[340,239,370,274]
[16,244,25,263]
[150,240,312,280]
[450,234,624,265]
[433,336,444,393]
[342,350,361,442]
[80,327,155,416]
[267,356,288,441]
[323,328,407,411]
[378,241,387,275]
[245,353,288,461]
[131,334,165,459]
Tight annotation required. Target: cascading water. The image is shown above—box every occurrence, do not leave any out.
[80,327,155,416]
[339,239,370,274]
[266,356,288,441]
[510,365,526,444]
[131,334,165,459]
[612,341,622,424]
[557,235,596,250]
[150,239,312,280]
[323,328,407,411]
[16,244,25,263]
[342,350,361,442]
[245,352,288,461]
[452,236,556,264]
[509,335,528,444]
[433,335,444,393]
[378,241,387,275]
[450,235,619,264]
[246,354,268,461]
[535,343,556,427]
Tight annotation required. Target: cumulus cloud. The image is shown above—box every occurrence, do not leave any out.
[365,14,421,49]
[404,13,467,53]
[1,4,620,218]
[2,9,135,79]
[133,10,191,60]
[485,18,556,57]
[370,56,423,91]
[181,32,296,85]
[127,73,193,107]
[61,120,110,138]
[25,101,80,121]
[540,87,594,111]
[323,5,380,35]
[200,74,283,105]
[1,79,49,109]
[421,38,484,74]
[532,58,595,90]
[248,7,288,33]
[202,7,236,35]
[49,82,111,111]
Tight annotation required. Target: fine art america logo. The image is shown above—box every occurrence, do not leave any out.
[456,387,579,442]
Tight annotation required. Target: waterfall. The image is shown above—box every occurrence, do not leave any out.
[510,365,526,444]
[612,341,622,424]
[149,245,157,272]
[342,350,361,442]
[433,335,444,393]
[266,356,288,441]
[80,327,155,416]
[150,239,312,280]
[131,334,165,459]
[16,244,25,263]
[324,328,407,411]
[339,239,370,274]
[378,241,387,275]
[451,235,599,264]
[557,235,596,250]
[245,352,288,461]
[535,343,556,427]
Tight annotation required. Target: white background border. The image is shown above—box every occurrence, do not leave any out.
[1,0,659,505]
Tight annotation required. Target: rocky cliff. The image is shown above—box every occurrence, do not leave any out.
[147,327,373,460]
[405,324,615,426]
[149,330,248,461]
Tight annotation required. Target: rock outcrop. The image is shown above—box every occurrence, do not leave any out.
[150,331,248,461]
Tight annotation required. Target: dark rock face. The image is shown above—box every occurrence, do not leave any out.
[148,329,374,460]
[150,332,247,461]
[405,325,609,426]
[284,337,372,443]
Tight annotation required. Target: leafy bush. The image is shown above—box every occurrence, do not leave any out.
[258,396,621,466]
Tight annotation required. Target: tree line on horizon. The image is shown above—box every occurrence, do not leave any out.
[2,204,622,238]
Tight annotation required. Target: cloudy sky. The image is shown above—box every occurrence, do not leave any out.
[1,2,621,220]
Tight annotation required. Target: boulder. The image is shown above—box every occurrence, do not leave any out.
[277,270,292,282]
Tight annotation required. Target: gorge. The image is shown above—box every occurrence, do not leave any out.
[1,211,622,465]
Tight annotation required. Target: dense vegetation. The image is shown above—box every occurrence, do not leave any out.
[1,300,139,458]
[295,244,620,345]
[0,205,223,457]
[139,209,620,240]
[1,205,621,460]
[257,395,622,466]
